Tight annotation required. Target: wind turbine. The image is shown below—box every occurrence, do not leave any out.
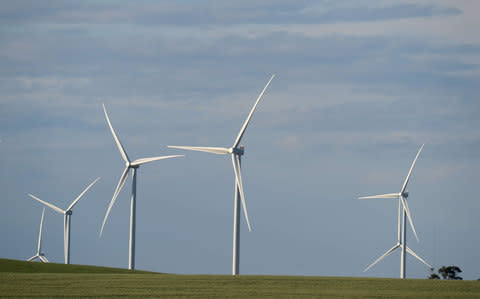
[27,208,49,263]
[28,177,100,264]
[100,103,184,270]
[359,144,432,279]
[168,74,275,275]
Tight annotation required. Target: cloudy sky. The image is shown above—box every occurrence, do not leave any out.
[1,0,479,279]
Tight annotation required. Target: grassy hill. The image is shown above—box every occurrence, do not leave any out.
[1,258,479,298]
[0,258,153,274]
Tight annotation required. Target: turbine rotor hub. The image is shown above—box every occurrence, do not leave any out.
[126,162,138,169]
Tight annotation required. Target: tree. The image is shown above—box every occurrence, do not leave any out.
[428,267,440,279]
[435,266,463,280]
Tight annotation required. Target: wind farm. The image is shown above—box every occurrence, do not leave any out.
[2,1,480,297]
[1,85,477,296]
[3,83,474,284]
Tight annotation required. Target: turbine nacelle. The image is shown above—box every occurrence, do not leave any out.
[66,210,73,216]
[402,190,409,198]
[232,146,245,156]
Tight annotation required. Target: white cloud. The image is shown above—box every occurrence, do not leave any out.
[280,0,480,44]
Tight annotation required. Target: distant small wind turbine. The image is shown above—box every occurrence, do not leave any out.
[168,74,275,275]
[359,144,432,279]
[100,103,184,270]
[27,208,49,263]
[28,177,100,264]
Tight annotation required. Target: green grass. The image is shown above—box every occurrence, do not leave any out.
[1,258,479,298]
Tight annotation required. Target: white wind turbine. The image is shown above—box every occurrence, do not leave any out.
[100,103,184,270]
[168,74,275,275]
[359,144,432,279]
[27,208,49,263]
[28,177,100,264]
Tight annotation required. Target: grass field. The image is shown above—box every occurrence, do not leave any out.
[1,258,479,298]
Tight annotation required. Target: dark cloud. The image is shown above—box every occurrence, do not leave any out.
[0,1,461,26]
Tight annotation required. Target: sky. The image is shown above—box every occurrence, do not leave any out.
[1,0,479,280]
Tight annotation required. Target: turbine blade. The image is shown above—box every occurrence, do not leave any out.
[67,177,101,211]
[102,103,130,163]
[131,155,184,167]
[28,194,64,214]
[39,256,49,263]
[406,246,433,269]
[233,74,275,148]
[37,208,45,254]
[167,145,230,155]
[363,243,400,272]
[232,155,252,232]
[358,193,400,200]
[27,256,36,262]
[100,167,130,236]
[400,144,424,194]
[401,197,419,242]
